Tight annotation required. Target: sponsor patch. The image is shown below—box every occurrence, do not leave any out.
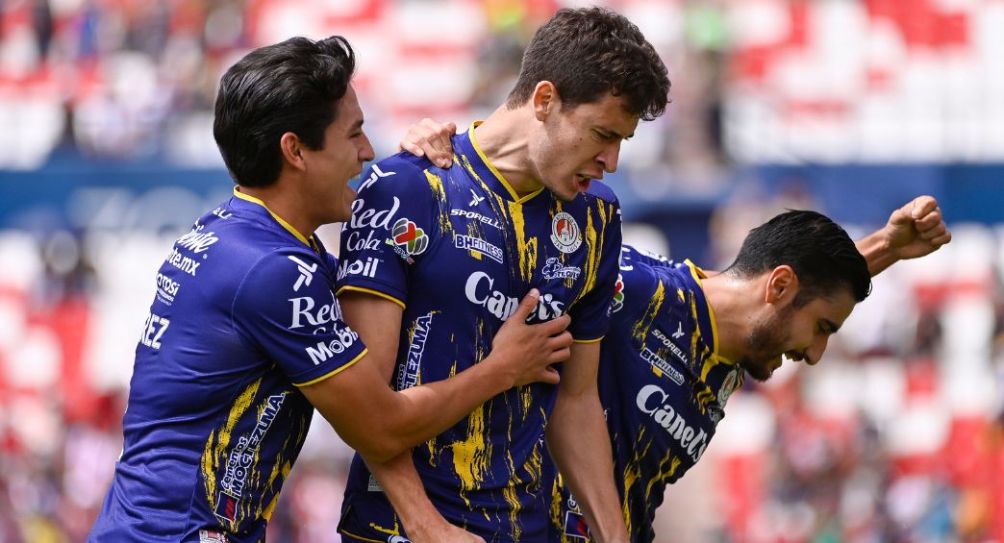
[155,273,180,305]
[199,529,229,543]
[450,208,501,229]
[338,257,382,280]
[214,490,239,523]
[455,234,503,264]
[641,347,686,386]
[397,313,432,390]
[563,511,590,540]
[542,257,581,281]
[550,212,582,254]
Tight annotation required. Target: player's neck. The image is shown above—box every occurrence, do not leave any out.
[474,106,544,196]
[236,183,317,241]
[702,273,756,361]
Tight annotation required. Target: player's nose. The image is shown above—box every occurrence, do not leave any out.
[596,141,621,173]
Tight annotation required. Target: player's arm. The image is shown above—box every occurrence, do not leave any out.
[299,289,569,463]
[855,195,952,276]
[398,117,457,168]
[546,340,628,543]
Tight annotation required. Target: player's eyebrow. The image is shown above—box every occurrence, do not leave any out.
[595,126,634,141]
[821,319,840,334]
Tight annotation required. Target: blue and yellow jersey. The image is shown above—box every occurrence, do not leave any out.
[90,190,366,543]
[336,125,622,543]
[548,246,743,543]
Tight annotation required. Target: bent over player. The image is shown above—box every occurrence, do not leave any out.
[549,201,950,543]
[88,36,572,542]
[336,7,670,543]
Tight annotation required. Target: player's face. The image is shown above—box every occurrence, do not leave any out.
[531,93,638,202]
[739,288,856,381]
[305,85,375,223]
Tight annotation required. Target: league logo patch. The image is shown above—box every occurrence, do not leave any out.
[610,274,625,313]
[550,212,582,254]
[387,218,429,263]
[563,511,591,540]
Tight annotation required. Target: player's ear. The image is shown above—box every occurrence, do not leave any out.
[280,132,306,171]
[764,265,798,304]
[532,81,559,121]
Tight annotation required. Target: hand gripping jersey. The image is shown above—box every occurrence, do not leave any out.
[336,125,622,543]
[90,190,367,543]
[548,246,743,543]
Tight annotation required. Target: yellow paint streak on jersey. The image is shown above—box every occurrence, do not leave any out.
[502,484,523,541]
[452,404,491,494]
[202,377,262,515]
[630,280,666,345]
[425,170,453,236]
[368,519,403,537]
[506,200,537,282]
[262,461,291,521]
[549,475,564,538]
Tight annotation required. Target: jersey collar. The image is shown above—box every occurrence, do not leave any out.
[454,121,545,204]
[682,259,722,358]
[231,187,320,252]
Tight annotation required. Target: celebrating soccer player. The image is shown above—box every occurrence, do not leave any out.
[89,36,575,542]
[335,8,670,543]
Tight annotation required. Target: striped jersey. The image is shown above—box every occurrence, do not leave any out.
[337,125,622,542]
[548,246,743,543]
[90,190,366,542]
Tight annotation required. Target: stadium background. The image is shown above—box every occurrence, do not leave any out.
[1,0,1003,541]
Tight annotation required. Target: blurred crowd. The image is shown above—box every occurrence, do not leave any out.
[2,0,1004,541]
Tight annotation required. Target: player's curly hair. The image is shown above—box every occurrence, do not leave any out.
[213,36,355,188]
[505,7,670,121]
[726,210,872,306]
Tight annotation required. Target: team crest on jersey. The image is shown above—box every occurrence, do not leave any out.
[550,212,582,254]
[610,274,625,313]
[387,218,428,263]
[718,368,741,406]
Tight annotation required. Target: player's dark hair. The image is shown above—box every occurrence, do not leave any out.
[213,36,355,187]
[505,7,670,121]
[725,210,872,306]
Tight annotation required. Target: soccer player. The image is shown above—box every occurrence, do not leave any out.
[548,201,951,543]
[88,36,575,542]
[400,119,951,542]
[335,8,670,543]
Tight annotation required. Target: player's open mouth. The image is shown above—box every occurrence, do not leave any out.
[576,174,592,191]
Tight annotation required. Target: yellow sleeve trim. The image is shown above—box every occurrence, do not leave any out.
[573,336,604,344]
[336,285,407,310]
[294,348,367,387]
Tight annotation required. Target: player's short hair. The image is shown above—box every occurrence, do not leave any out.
[505,7,670,121]
[213,36,355,188]
[726,210,872,306]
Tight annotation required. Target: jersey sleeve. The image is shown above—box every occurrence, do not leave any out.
[232,248,367,387]
[336,156,440,308]
[569,201,624,342]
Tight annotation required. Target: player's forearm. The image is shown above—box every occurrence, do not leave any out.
[364,452,449,539]
[546,392,628,543]
[390,354,514,447]
[856,228,896,277]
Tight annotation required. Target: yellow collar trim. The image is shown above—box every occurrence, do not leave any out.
[232,188,316,250]
[468,121,545,204]
[684,259,720,355]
